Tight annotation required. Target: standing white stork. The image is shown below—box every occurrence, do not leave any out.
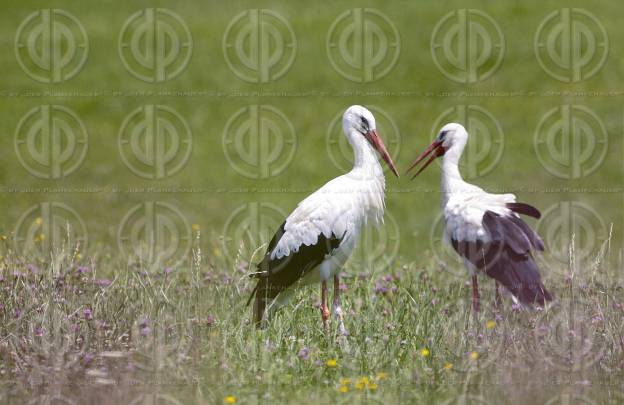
[407,123,552,312]
[248,105,399,330]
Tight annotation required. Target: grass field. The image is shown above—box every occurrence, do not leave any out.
[0,0,623,403]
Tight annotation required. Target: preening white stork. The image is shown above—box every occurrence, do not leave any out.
[248,105,399,330]
[407,123,552,312]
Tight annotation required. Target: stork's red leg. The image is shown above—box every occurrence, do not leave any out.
[332,275,348,335]
[321,280,330,330]
[472,275,481,313]
[494,281,502,308]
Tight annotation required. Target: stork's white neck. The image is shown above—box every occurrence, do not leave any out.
[440,139,468,207]
[348,129,384,179]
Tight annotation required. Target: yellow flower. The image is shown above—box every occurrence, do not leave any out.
[420,348,430,357]
[355,382,365,390]
[326,358,337,368]
[357,376,370,386]
[368,383,378,390]
[339,378,351,385]
[192,224,201,232]
[39,233,46,241]
[376,372,388,381]
[469,351,479,361]
[224,395,236,404]
[338,385,349,393]
[486,320,496,329]
[443,362,453,371]
[35,217,43,226]
[0,235,7,241]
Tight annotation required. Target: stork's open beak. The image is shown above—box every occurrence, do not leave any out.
[367,129,399,177]
[406,140,445,179]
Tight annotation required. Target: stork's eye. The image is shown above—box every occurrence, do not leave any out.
[360,116,369,132]
[439,130,449,140]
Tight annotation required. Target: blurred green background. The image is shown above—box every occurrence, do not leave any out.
[0,0,622,272]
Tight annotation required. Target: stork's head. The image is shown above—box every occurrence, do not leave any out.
[406,123,468,179]
[342,105,399,177]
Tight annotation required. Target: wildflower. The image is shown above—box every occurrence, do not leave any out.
[443,362,453,371]
[326,358,337,368]
[35,217,43,225]
[339,378,351,385]
[297,347,309,361]
[26,264,39,274]
[486,320,496,329]
[84,308,93,320]
[95,279,111,287]
[83,352,94,364]
[376,372,388,381]
[76,266,89,274]
[34,327,44,337]
[420,348,430,357]
[355,382,365,390]
[469,351,479,361]
[368,383,378,390]
[206,315,216,327]
[338,385,349,393]
[192,224,201,232]
[164,267,173,274]
[0,235,6,241]
[140,319,151,336]
[224,395,236,404]
[357,376,370,386]
[511,302,521,312]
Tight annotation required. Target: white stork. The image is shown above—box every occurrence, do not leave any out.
[407,123,552,312]
[248,105,399,331]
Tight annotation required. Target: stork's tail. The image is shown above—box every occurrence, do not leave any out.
[486,252,552,306]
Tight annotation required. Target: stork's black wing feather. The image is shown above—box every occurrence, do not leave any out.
[450,207,551,306]
[248,221,343,326]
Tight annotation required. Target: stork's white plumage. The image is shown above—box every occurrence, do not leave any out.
[249,105,398,330]
[408,123,551,311]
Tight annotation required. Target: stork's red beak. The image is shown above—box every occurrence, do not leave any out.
[406,140,445,179]
[367,129,399,177]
